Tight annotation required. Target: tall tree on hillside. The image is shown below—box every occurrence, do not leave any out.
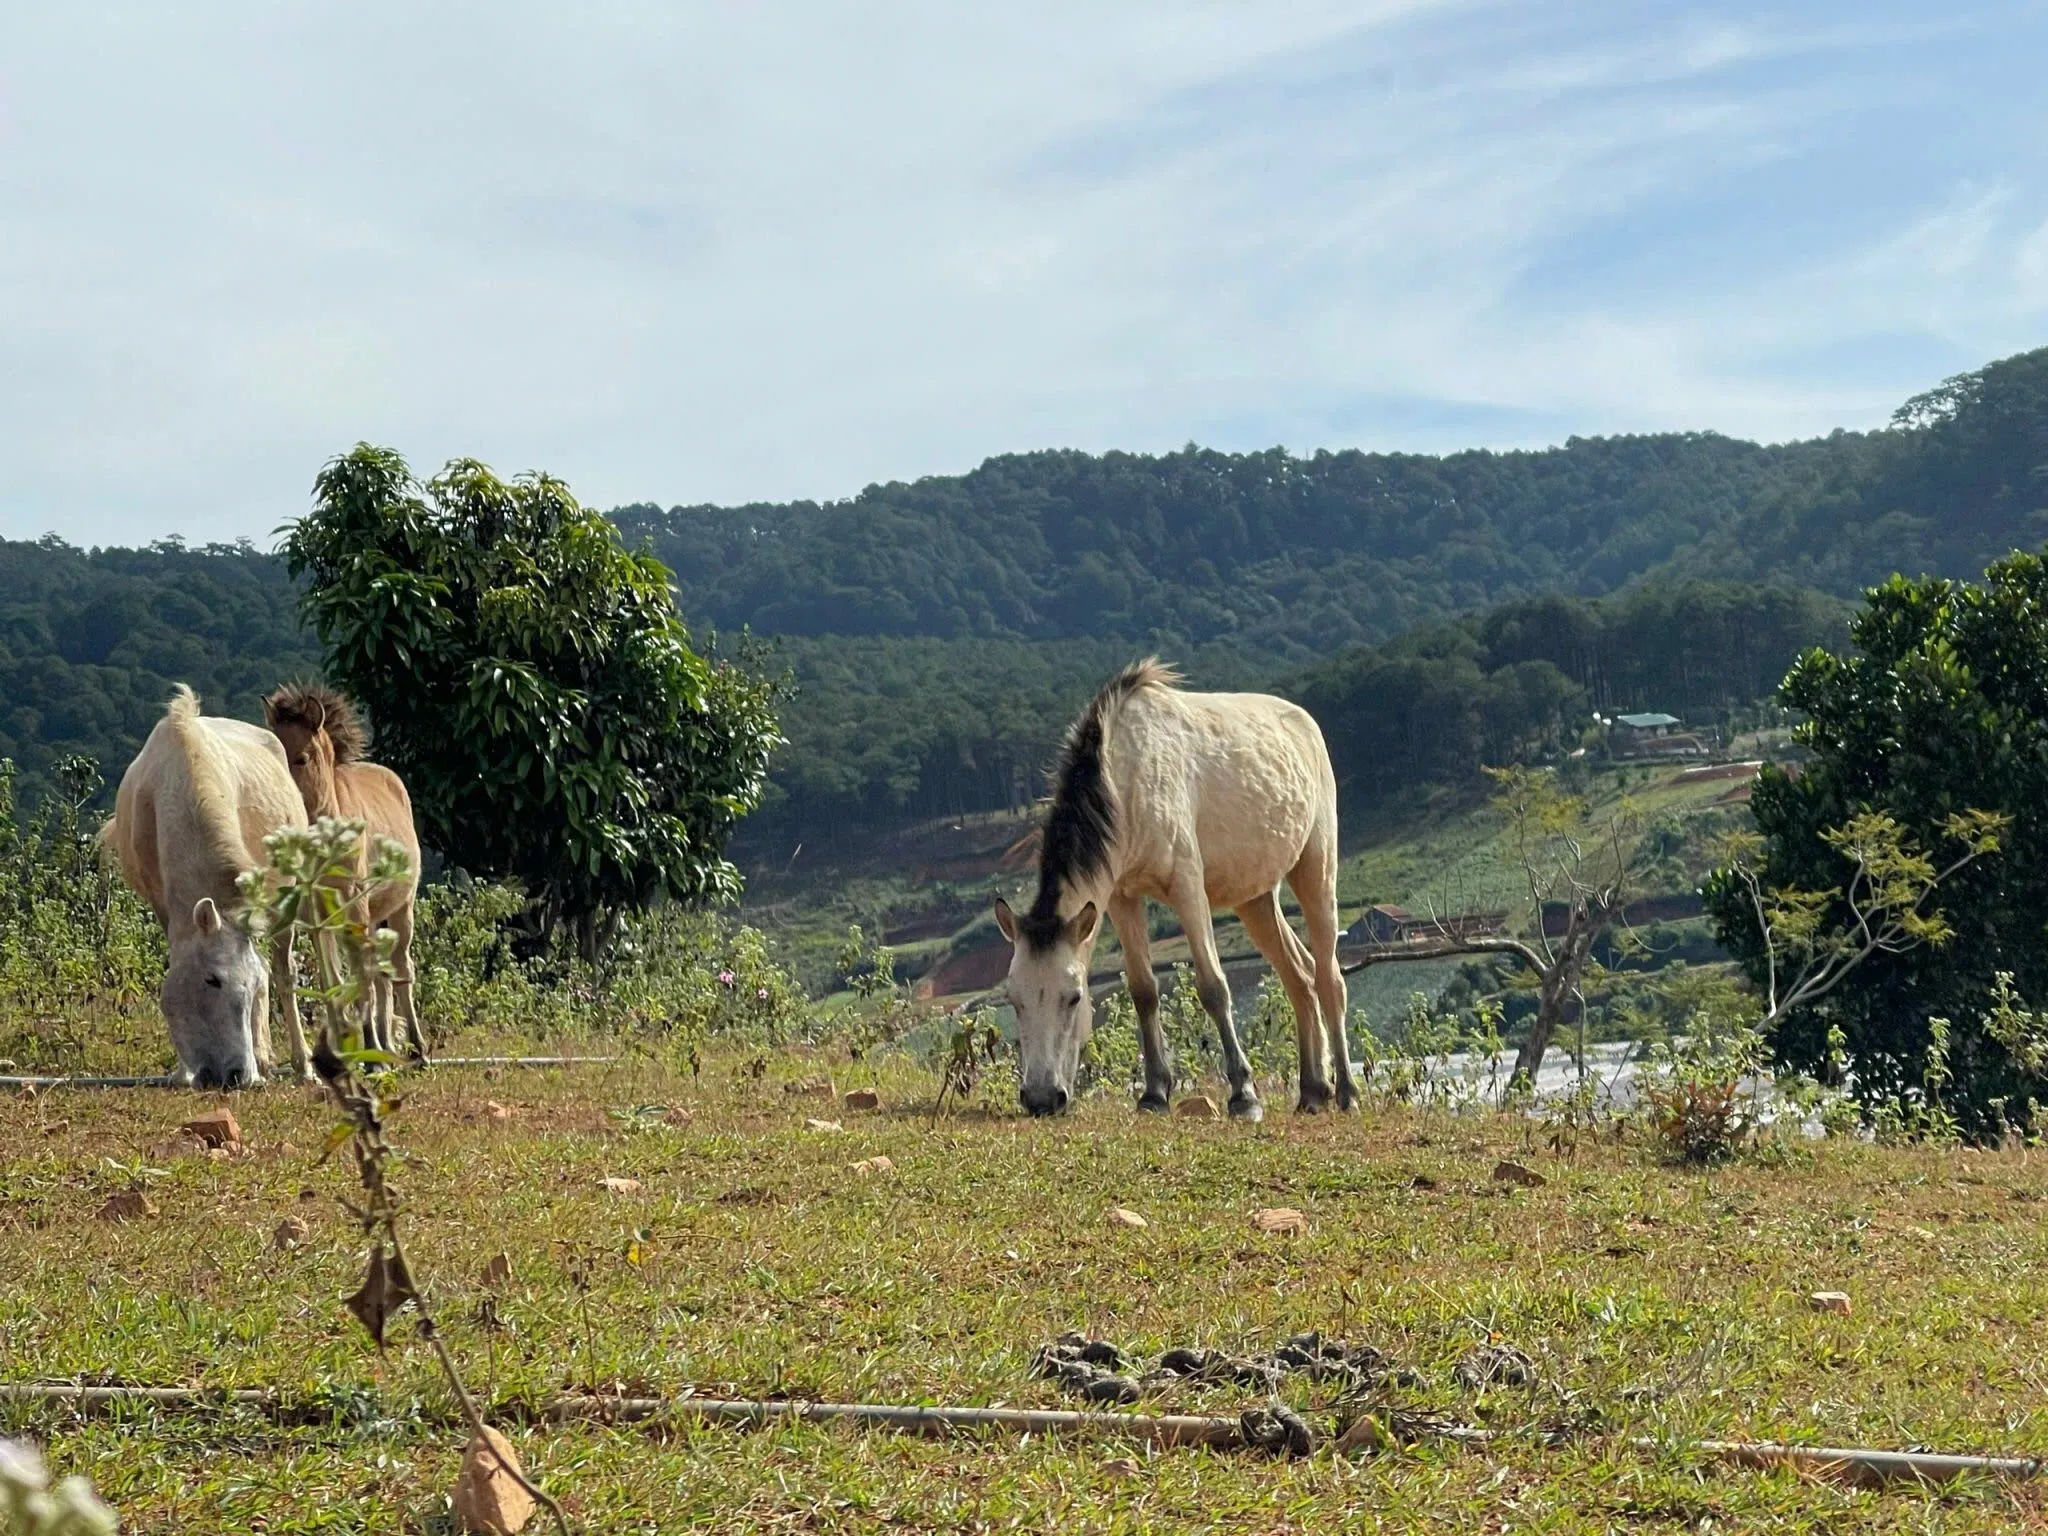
[1706,551,2048,1136]
[284,444,782,959]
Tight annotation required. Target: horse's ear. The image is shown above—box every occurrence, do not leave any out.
[306,693,326,732]
[993,897,1017,944]
[1066,902,1099,948]
[192,897,222,936]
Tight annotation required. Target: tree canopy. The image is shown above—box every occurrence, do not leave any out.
[1705,552,2048,1136]
[1288,582,1849,808]
[284,445,782,953]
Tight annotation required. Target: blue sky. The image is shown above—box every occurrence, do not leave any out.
[2,0,2044,546]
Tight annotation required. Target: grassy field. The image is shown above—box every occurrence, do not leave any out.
[5,1043,2048,1532]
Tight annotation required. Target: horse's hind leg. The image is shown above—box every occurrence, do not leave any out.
[371,953,395,1057]
[1290,835,1357,1111]
[1237,889,1331,1112]
[1169,874,1262,1122]
[1108,893,1172,1110]
[389,900,426,1064]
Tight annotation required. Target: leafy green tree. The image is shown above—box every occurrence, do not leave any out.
[284,445,782,958]
[1705,553,2048,1136]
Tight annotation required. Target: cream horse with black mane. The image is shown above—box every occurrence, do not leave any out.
[995,659,1356,1120]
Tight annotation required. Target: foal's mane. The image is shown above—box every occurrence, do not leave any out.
[1021,657,1181,949]
[263,682,369,763]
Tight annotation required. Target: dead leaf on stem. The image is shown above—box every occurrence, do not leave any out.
[344,1243,418,1347]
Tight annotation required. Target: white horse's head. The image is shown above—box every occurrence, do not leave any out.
[994,897,1100,1115]
[162,897,264,1088]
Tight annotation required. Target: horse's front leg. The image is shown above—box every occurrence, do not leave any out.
[1169,877,1262,1122]
[275,930,313,1081]
[1108,894,1172,1110]
[250,958,273,1084]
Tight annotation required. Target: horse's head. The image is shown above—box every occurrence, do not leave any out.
[264,685,345,817]
[994,896,1099,1116]
[163,897,264,1088]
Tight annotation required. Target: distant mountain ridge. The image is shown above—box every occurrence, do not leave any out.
[618,345,2047,661]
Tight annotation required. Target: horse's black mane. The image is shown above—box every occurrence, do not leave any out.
[1020,658,1179,950]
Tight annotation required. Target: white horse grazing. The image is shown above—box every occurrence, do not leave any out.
[995,659,1356,1121]
[103,686,309,1087]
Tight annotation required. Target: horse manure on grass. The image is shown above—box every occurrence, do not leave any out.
[1238,1403,1317,1457]
[1036,1331,1413,1404]
[1030,1339,1141,1404]
[1454,1343,1538,1391]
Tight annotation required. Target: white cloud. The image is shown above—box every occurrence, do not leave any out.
[0,0,2043,544]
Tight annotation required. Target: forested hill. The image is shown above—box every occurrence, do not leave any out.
[3,346,2044,843]
[610,347,2046,662]
[615,432,1850,663]
[0,537,318,803]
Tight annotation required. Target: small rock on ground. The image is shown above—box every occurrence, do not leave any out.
[1251,1207,1308,1235]
[1808,1290,1853,1315]
[1105,1207,1149,1229]
[96,1191,157,1222]
[849,1156,895,1175]
[1174,1096,1218,1120]
[804,1118,844,1134]
[597,1177,643,1195]
[842,1089,882,1111]
[182,1108,242,1148]
[273,1216,309,1250]
[1491,1160,1546,1188]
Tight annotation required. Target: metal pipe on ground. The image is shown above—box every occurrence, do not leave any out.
[544,1394,1245,1449]
[4,1383,2044,1487]
[0,1057,620,1091]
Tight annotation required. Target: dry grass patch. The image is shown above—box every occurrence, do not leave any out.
[4,1047,2048,1531]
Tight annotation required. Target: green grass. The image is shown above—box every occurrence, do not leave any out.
[6,1043,2048,1531]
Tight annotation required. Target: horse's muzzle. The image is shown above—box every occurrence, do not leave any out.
[193,1064,254,1090]
[1020,1084,1070,1117]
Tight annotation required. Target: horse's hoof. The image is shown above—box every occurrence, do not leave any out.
[1228,1094,1265,1123]
[1335,1086,1361,1112]
[1136,1090,1171,1113]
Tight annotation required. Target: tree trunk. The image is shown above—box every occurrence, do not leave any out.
[1512,973,1571,1086]
[1511,921,1597,1086]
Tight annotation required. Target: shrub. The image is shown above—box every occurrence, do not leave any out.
[0,756,164,1072]
[1640,1013,1768,1164]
